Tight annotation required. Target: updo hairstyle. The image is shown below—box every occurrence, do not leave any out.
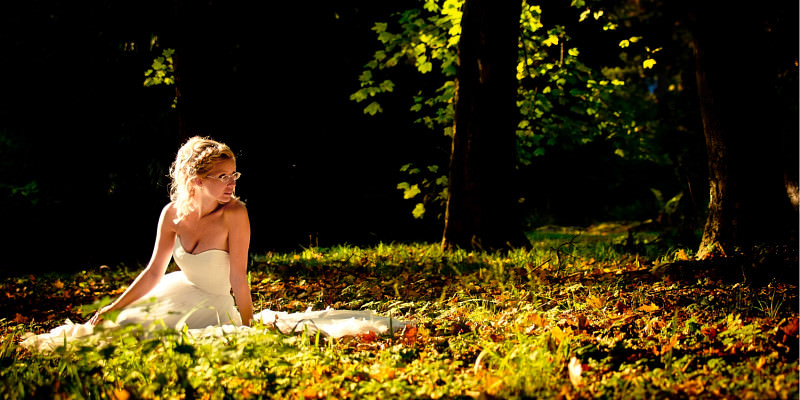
[169,136,235,222]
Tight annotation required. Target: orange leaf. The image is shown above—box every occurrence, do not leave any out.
[701,326,718,341]
[359,331,377,343]
[301,387,319,399]
[402,325,418,345]
[782,318,798,337]
[637,303,660,313]
[781,318,799,343]
[111,389,130,400]
[528,312,548,329]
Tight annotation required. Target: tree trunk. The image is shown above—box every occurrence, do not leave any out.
[441,0,527,251]
[690,3,798,258]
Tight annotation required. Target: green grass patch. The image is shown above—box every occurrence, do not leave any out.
[1,231,797,399]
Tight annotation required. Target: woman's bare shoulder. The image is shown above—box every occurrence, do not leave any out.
[159,202,180,230]
[224,198,247,212]
[159,202,178,217]
[221,198,249,222]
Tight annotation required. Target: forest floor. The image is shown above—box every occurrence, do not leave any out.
[1,225,798,399]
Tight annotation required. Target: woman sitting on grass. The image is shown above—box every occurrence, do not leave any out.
[23,136,406,351]
[88,136,253,328]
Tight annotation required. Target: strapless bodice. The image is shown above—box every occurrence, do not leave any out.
[173,238,232,295]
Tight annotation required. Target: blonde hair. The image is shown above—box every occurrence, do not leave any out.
[169,136,235,222]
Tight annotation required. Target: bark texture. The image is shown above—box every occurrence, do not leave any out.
[442,0,527,250]
[690,3,798,258]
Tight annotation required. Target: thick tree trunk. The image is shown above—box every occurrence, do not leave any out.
[690,3,798,258]
[441,0,527,250]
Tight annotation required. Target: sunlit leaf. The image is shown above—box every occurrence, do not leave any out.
[412,203,425,218]
[402,184,421,199]
[542,35,559,47]
[364,102,383,115]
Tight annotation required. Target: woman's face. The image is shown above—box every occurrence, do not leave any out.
[198,158,238,204]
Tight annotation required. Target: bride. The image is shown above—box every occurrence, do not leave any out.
[22,136,407,351]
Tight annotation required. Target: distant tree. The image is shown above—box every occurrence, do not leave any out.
[352,0,654,249]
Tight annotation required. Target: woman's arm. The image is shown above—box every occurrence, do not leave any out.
[90,204,176,325]
[226,201,253,326]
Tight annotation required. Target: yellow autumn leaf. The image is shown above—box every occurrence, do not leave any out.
[638,303,660,313]
[527,312,548,329]
[587,295,605,309]
[369,366,397,383]
[549,325,573,345]
[675,249,690,261]
[643,59,656,69]
[542,35,559,47]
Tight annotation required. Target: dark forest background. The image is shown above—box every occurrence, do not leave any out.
[0,0,795,275]
[0,1,453,274]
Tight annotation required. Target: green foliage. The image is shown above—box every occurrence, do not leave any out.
[143,48,176,87]
[397,163,448,219]
[350,0,463,219]
[352,0,668,219]
[143,48,177,108]
[2,233,798,399]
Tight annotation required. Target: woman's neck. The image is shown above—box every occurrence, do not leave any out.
[196,196,222,217]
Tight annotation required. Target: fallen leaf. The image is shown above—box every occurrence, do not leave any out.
[637,303,660,313]
[369,366,397,382]
[550,325,570,345]
[528,312,548,329]
[587,295,605,309]
[701,326,718,341]
[781,318,798,341]
[359,331,378,343]
[301,386,319,399]
[402,325,418,345]
[111,389,130,400]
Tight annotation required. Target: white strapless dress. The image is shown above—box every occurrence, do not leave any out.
[21,240,409,351]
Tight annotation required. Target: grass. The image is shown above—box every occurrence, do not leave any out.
[1,227,798,399]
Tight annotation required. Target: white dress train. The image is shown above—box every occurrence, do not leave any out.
[21,240,409,351]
